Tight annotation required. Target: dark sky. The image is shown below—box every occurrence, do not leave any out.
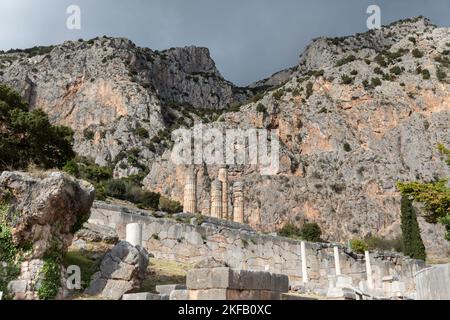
[1,0,450,85]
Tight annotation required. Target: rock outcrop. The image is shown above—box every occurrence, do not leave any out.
[0,171,95,299]
[85,241,149,300]
[143,17,450,258]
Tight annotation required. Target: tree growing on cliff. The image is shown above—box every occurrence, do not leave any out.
[0,85,74,170]
[397,144,450,242]
[400,195,426,261]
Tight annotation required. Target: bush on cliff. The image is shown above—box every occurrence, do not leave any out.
[397,144,450,243]
[300,223,322,242]
[0,85,74,171]
[278,222,322,242]
[278,223,301,239]
[350,239,368,254]
[399,195,426,261]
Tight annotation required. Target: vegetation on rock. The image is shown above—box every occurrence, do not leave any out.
[400,196,426,261]
[0,85,74,170]
[398,144,450,242]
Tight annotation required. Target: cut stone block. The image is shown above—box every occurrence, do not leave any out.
[122,292,164,300]
[336,275,353,288]
[188,289,282,300]
[186,268,288,292]
[327,287,357,300]
[170,290,189,300]
[156,284,187,296]
[281,293,318,300]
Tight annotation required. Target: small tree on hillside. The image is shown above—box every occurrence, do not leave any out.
[400,195,426,261]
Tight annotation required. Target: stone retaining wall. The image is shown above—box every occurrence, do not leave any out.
[415,264,450,300]
[89,201,426,296]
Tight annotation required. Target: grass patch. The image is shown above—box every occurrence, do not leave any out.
[138,258,190,293]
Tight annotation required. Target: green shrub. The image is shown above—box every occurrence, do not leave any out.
[335,55,356,67]
[374,54,387,67]
[350,239,368,254]
[371,77,382,87]
[300,223,322,242]
[159,196,183,214]
[83,129,95,141]
[278,223,301,239]
[390,66,402,75]
[272,90,284,100]
[292,89,301,97]
[256,103,267,114]
[305,82,314,99]
[37,259,61,300]
[437,67,447,82]
[365,235,403,252]
[374,67,383,75]
[343,142,352,152]
[340,74,354,85]
[422,69,431,80]
[133,127,149,139]
[0,85,74,171]
[412,49,424,58]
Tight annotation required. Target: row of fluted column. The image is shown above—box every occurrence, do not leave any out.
[183,166,245,224]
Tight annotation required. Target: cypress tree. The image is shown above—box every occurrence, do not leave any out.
[401,195,426,261]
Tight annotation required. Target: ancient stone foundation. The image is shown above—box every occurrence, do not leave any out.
[415,264,450,300]
[183,267,289,300]
[89,201,426,298]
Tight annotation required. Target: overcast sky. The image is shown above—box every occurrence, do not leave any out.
[1,0,450,85]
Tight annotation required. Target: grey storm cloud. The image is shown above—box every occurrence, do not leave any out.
[1,0,450,85]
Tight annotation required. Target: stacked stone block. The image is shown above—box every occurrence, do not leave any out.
[182,267,289,300]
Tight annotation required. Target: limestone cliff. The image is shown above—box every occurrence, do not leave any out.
[1,17,449,259]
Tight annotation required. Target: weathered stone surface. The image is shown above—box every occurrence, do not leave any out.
[75,222,119,244]
[188,289,282,300]
[89,202,426,298]
[139,17,450,260]
[0,171,95,300]
[7,280,27,295]
[186,267,288,292]
[170,290,189,300]
[0,171,95,258]
[156,284,187,296]
[122,292,166,300]
[85,241,149,300]
[415,264,450,300]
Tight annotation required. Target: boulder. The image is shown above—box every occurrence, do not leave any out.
[0,171,95,300]
[85,241,149,300]
[0,171,95,258]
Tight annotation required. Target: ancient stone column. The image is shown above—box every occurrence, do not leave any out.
[183,168,197,214]
[365,251,374,290]
[210,179,223,219]
[301,241,308,283]
[126,223,142,247]
[218,167,229,220]
[232,182,244,224]
[334,246,341,276]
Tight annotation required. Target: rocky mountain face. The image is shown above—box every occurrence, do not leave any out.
[1,17,449,259]
[0,37,252,175]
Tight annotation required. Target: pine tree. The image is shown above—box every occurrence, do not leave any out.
[401,195,426,261]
